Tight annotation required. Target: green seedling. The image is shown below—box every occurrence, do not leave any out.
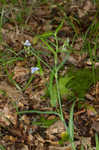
[0,89,6,96]
[58,131,70,145]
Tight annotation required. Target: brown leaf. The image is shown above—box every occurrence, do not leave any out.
[96,82,99,101]
[7,128,22,137]
[0,81,24,103]
[78,0,94,18]
[46,120,66,140]
[0,104,17,126]
[13,66,29,83]
[92,121,99,134]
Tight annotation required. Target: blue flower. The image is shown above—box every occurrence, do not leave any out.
[31,67,39,74]
[24,40,31,46]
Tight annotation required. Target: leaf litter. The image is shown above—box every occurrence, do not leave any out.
[0,0,99,149]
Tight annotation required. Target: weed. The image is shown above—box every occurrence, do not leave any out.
[17,20,71,131]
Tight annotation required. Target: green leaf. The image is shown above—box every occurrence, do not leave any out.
[40,38,56,55]
[59,131,69,145]
[38,31,54,38]
[50,85,58,107]
[49,70,57,107]
[69,101,76,150]
[55,19,64,36]
[0,145,6,150]
[80,145,84,150]
[95,133,99,150]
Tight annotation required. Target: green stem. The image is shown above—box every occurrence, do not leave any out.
[23,74,34,91]
[31,48,51,70]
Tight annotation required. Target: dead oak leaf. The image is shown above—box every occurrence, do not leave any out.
[13,66,29,83]
[0,81,26,109]
[0,104,17,126]
[0,81,23,101]
[46,120,66,140]
[78,0,94,18]
[92,121,99,134]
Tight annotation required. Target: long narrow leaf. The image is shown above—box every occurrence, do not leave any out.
[55,19,64,36]
[0,145,6,150]
[69,101,76,150]
[95,133,99,150]
[17,110,60,117]
[31,48,51,70]
[40,38,56,55]
[38,31,54,38]
[49,70,57,107]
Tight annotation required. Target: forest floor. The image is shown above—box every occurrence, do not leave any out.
[0,0,99,149]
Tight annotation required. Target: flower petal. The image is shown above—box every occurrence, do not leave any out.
[31,67,39,74]
[24,40,31,46]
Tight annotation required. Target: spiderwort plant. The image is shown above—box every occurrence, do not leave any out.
[18,21,73,144]
[23,66,39,91]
